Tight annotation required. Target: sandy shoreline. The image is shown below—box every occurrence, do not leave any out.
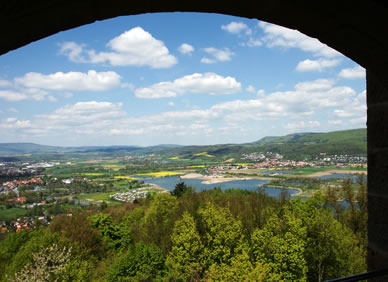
[146,183,170,193]
[180,173,253,184]
[306,169,367,178]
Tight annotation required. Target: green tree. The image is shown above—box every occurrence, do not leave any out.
[105,242,165,281]
[304,209,366,282]
[166,211,203,280]
[206,252,273,281]
[141,193,178,252]
[172,182,195,197]
[251,207,307,281]
[92,213,131,250]
[198,201,247,268]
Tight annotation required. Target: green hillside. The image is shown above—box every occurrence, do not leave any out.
[0,128,367,161]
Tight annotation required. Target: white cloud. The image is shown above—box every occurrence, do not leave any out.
[59,42,86,62]
[210,79,355,123]
[221,21,250,34]
[200,57,216,64]
[178,43,194,55]
[246,85,256,93]
[0,90,28,101]
[259,21,341,58]
[285,121,320,130]
[294,79,334,92]
[44,101,124,122]
[135,73,242,99]
[296,58,341,72]
[15,70,121,91]
[201,47,234,63]
[245,37,262,47]
[168,101,175,107]
[0,117,32,129]
[59,27,177,69]
[0,80,12,88]
[257,89,265,96]
[338,65,366,80]
[333,90,366,118]
[328,120,343,125]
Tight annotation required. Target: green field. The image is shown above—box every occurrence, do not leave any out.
[0,208,27,220]
[292,166,367,175]
[77,192,122,206]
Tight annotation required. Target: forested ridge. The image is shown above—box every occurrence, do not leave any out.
[0,179,367,281]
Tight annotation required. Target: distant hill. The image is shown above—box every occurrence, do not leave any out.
[0,128,366,160]
[0,143,65,154]
[0,143,182,156]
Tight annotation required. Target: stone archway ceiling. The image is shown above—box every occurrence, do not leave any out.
[1,1,387,88]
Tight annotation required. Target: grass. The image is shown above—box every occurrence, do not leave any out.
[291,166,367,175]
[77,192,121,206]
[0,207,27,220]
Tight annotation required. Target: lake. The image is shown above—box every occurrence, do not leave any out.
[141,176,300,197]
[316,173,367,183]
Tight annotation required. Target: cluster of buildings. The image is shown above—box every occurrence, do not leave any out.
[0,178,44,196]
[0,161,58,176]
[1,215,51,233]
[110,188,157,202]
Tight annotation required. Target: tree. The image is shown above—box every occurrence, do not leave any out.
[304,209,366,282]
[12,243,72,282]
[166,211,203,280]
[251,207,308,281]
[141,193,178,252]
[172,182,195,197]
[105,243,165,281]
[206,252,272,281]
[198,201,247,268]
[91,213,131,250]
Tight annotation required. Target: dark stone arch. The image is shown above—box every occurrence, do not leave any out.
[1,0,388,276]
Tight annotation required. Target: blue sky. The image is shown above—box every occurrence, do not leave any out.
[0,13,366,146]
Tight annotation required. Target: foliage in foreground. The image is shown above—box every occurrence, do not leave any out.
[0,182,367,281]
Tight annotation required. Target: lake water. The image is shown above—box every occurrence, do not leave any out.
[141,176,300,197]
[316,173,367,183]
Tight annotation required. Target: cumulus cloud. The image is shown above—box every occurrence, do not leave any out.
[0,80,12,88]
[210,79,355,123]
[246,85,256,93]
[39,101,124,124]
[296,58,341,72]
[221,21,250,34]
[285,121,320,130]
[0,90,28,102]
[15,70,121,91]
[59,27,177,68]
[135,73,242,99]
[201,47,234,64]
[333,90,366,118]
[338,65,366,80]
[259,22,341,58]
[178,43,194,55]
[0,117,32,129]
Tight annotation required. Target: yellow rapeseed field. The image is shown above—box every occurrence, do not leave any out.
[114,176,138,180]
[137,172,184,177]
